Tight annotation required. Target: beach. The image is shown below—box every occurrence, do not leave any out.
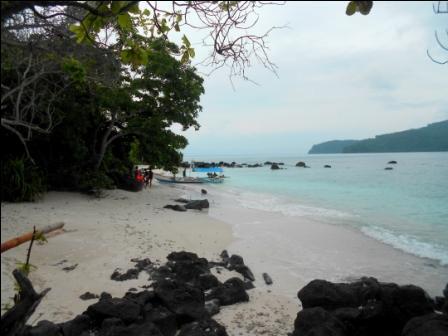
[0,183,297,335]
[1,178,447,334]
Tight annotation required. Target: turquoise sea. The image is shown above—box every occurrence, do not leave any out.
[186,152,448,265]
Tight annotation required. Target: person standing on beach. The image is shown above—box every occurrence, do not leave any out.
[148,167,153,188]
[183,168,187,178]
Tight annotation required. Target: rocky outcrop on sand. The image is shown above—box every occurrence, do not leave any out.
[21,251,256,336]
[164,199,209,212]
[291,277,448,336]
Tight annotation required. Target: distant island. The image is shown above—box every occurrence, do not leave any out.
[308,120,448,154]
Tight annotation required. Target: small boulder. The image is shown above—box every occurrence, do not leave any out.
[228,254,244,269]
[79,292,99,300]
[296,161,306,167]
[111,268,139,281]
[388,160,398,164]
[220,250,230,263]
[201,189,208,195]
[271,163,280,170]
[185,199,209,210]
[384,167,393,170]
[233,264,255,281]
[262,273,273,285]
[243,279,255,290]
[324,165,332,168]
[206,277,249,306]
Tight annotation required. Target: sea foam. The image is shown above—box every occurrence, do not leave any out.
[361,226,448,266]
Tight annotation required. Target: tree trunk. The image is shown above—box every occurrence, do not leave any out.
[0,270,51,336]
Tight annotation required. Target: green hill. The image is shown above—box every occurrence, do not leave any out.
[308,140,359,154]
[308,121,448,154]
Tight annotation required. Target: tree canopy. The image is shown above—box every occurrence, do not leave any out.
[1,1,378,201]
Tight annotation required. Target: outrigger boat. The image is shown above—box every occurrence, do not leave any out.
[155,174,204,184]
[192,166,225,184]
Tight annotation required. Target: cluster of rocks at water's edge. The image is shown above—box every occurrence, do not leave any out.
[11,250,447,336]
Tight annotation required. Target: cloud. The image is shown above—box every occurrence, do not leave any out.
[175,2,448,156]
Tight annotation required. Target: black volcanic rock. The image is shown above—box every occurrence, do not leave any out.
[292,307,347,336]
[295,278,436,336]
[206,278,249,306]
[178,318,228,336]
[185,199,209,210]
[86,297,141,324]
[153,279,206,322]
[402,313,448,336]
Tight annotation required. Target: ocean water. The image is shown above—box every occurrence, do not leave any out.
[186,152,448,265]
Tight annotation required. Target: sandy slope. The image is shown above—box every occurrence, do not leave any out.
[1,183,297,334]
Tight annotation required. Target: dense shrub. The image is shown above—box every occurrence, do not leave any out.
[1,157,46,202]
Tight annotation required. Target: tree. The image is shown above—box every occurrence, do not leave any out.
[1,1,283,163]
[427,1,448,65]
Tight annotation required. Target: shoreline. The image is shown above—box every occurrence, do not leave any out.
[1,181,446,334]
[177,183,448,298]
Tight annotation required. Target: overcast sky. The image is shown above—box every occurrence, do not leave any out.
[172,1,447,157]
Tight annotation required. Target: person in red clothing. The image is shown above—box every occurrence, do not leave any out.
[134,167,144,183]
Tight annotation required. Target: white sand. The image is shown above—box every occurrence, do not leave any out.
[0,183,297,334]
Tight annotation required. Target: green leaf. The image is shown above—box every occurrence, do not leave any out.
[111,1,123,14]
[182,35,191,48]
[346,1,357,16]
[188,47,195,58]
[120,49,132,63]
[142,9,150,16]
[181,51,189,64]
[69,24,82,34]
[118,13,133,31]
[358,1,373,15]
[128,3,140,14]
[35,231,48,243]
[174,23,180,32]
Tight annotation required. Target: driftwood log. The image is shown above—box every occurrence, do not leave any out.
[1,222,64,254]
[1,269,51,336]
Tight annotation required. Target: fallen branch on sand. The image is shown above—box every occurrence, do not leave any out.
[0,269,51,336]
[1,222,65,254]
